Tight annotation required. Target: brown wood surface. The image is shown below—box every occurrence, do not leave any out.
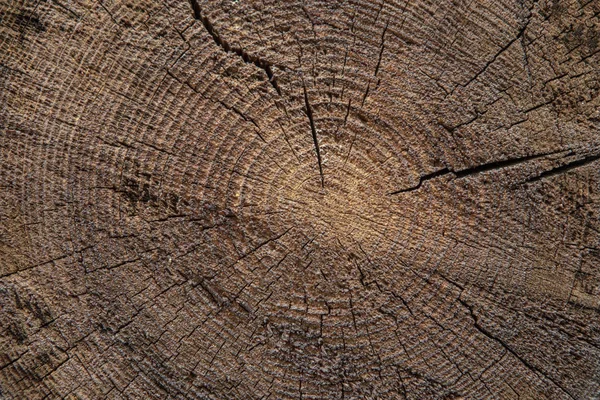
[1,0,600,398]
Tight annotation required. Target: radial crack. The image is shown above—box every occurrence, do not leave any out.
[454,13,532,93]
[389,149,570,194]
[525,152,600,183]
[453,149,568,178]
[304,85,324,187]
[388,168,451,194]
[374,20,389,77]
[189,0,281,95]
[459,298,576,400]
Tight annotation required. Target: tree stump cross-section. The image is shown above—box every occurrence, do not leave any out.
[1,0,600,398]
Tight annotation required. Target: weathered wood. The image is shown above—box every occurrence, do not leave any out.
[1,0,599,398]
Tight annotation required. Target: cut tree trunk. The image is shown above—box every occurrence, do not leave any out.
[1,0,600,398]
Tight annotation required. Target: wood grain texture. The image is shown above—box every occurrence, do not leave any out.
[1,0,600,398]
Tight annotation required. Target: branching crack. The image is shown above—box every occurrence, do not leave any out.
[389,149,569,194]
[525,152,600,183]
[452,149,566,178]
[304,84,325,187]
[190,0,281,95]
[453,13,532,93]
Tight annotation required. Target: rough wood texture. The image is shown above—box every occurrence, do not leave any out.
[1,0,600,398]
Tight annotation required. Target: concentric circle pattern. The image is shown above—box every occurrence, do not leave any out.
[1,0,600,398]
